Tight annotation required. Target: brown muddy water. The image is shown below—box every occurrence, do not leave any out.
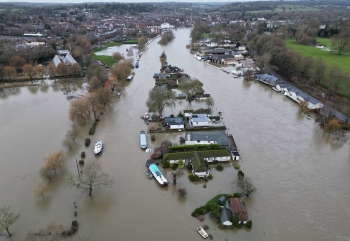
[1,29,350,241]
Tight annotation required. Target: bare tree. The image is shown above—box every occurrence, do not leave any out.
[88,76,103,92]
[33,182,50,200]
[313,58,327,83]
[146,86,176,117]
[3,66,16,80]
[47,63,57,77]
[160,51,167,65]
[25,222,83,241]
[23,64,35,82]
[137,36,148,50]
[44,150,67,175]
[67,160,114,196]
[111,60,133,82]
[256,53,277,74]
[34,65,45,80]
[39,163,53,182]
[94,87,114,108]
[62,129,79,150]
[69,97,91,125]
[56,63,67,77]
[205,98,214,110]
[86,94,102,120]
[243,69,254,80]
[9,55,26,73]
[331,22,350,55]
[112,52,124,63]
[0,206,20,237]
[237,177,257,197]
[71,63,81,77]
[177,77,203,104]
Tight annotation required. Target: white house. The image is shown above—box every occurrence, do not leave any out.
[163,117,185,131]
[189,114,211,127]
[53,50,77,67]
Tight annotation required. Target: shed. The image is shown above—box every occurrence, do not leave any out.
[220,207,233,226]
[218,196,226,206]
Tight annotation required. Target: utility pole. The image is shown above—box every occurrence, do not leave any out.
[76,159,80,178]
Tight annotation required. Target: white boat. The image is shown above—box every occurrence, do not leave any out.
[306,114,312,120]
[196,227,208,239]
[126,75,134,81]
[116,92,121,98]
[94,141,103,155]
[140,131,147,149]
[272,84,282,92]
[148,163,168,186]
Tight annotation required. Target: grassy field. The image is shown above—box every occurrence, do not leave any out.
[285,38,350,74]
[249,4,319,13]
[92,42,123,67]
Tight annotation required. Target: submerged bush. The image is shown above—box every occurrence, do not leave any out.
[234,163,240,169]
[85,138,91,146]
[216,164,223,171]
[246,220,252,228]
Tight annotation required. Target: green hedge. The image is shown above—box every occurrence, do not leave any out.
[169,144,222,153]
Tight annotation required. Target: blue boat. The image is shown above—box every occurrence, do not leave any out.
[140,131,147,149]
[135,61,139,68]
[148,163,168,186]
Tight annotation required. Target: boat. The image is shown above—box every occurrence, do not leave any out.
[94,141,103,155]
[146,170,153,178]
[135,61,139,68]
[306,114,312,120]
[116,92,121,98]
[126,75,134,81]
[148,163,168,186]
[140,131,147,149]
[272,84,282,92]
[139,52,143,57]
[196,227,208,239]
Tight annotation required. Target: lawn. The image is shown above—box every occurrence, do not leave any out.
[92,41,123,67]
[285,38,350,74]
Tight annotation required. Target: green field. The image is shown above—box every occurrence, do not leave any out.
[285,38,350,74]
[92,42,123,67]
[249,4,320,13]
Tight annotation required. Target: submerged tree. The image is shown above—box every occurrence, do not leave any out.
[62,129,80,150]
[0,206,20,237]
[44,150,67,175]
[69,97,91,125]
[146,86,176,117]
[237,177,257,197]
[177,77,203,104]
[67,160,114,196]
[33,182,50,200]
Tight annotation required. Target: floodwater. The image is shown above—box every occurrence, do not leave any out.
[1,29,350,241]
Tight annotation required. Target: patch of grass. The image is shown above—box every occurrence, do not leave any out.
[204,33,210,38]
[124,39,138,44]
[104,41,123,48]
[317,38,331,46]
[285,38,350,93]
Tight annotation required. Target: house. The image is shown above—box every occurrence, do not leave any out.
[230,198,248,222]
[189,114,211,127]
[53,50,77,67]
[255,74,278,86]
[183,109,211,117]
[163,150,232,177]
[220,207,233,226]
[163,117,184,130]
[185,131,227,145]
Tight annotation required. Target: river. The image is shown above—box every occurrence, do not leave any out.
[0,28,350,241]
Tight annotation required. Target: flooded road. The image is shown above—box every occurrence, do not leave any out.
[1,29,350,241]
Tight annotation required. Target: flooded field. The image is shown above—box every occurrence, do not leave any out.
[0,28,350,241]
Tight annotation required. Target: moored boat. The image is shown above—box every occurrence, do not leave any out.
[94,141,103,155]
[196,227,208,239]
[146,170,153,178]
[148,163,168,186]
[126,75,134,81]
[140,131,147,149]
[135,61,139,68]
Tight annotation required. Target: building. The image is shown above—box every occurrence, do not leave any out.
[163,117,184,130]
[230,198,248,222]
[220,207,233,226]
[255,74,278,86]
[163,150,231,178]
[53,50,77,67]
[189,114,211,127]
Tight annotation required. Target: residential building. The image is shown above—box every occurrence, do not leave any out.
[230,198,248,222]
[163,117,185,130]
[189,114,211,127]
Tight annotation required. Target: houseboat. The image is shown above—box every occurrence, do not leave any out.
[126,75,134,81]
[135,61,139,68]
[139,52,143,58]
[148,163,168,186]
[140,131,147,149]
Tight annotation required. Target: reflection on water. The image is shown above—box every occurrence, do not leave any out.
[0,29,350,241]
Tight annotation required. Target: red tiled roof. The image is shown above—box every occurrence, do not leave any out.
[230,198,248,222]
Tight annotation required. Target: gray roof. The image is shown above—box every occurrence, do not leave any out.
[191,114,209,122]
[186,131,228,145]
[255,74,278,82]
[220,207,232,223]
[164,117,184,125]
